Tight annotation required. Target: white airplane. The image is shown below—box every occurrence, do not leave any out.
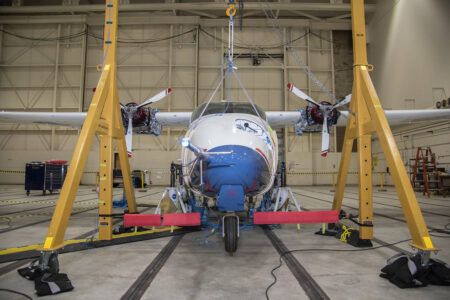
[1,84,450,253]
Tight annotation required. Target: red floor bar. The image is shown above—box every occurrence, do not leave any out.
[123,214,162,227]
[253,210,339,225]
[162,212,201,226]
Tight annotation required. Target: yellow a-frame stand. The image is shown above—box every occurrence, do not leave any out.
[41,0,137,253]
[332,0,435,253]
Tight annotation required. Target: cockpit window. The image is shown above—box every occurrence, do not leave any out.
[191,102,266,122]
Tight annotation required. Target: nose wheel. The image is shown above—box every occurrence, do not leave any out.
[223,215,239,255]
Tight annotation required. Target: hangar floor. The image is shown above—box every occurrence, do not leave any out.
[0,185,449,300]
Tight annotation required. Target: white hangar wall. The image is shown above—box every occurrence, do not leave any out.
[368,0,450,185]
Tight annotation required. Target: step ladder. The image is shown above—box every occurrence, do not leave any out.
[410,147,440,197]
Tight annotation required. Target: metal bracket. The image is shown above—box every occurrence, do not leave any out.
[148,108,162,136]
[294,109,309,135]
[416,249,432,267]
[39,251,59,274]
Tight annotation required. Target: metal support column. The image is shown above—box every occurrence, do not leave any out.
[283,27,289,163]
[167,24,173,151]
[51,24,61,153]
[41,0,137,251]
[194,25,199,107]
[78,23,87,112]
[332,0,435,251]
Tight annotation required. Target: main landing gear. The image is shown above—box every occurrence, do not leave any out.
[223,214,239,255]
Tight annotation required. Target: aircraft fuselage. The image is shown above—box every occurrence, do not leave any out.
[181,104,278,212]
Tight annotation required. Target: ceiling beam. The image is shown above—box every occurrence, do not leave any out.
[185,10,219,19]
[291,11,322,21]
[0,2,376,14]
[327,13,351,20]
[0,15,352,30]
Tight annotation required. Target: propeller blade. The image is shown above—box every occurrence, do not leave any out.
[331,94,352,110]
[287,83,322,107]
[136,88,172,109]
[125,117,133,157]
[320,112,330,157]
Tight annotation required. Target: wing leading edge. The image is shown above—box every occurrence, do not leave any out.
[1,109,449,129]
[266,109,450,128]
[0,111,192,128]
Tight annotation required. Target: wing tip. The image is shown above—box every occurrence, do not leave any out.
[287,83,293,91]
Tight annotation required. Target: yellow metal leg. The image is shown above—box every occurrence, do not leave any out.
[98,134,114,240]
[42,67,111,251]
[332,104,355,211]
[357,134,373,239]
[116,132,137,213]
[359,67,435,250]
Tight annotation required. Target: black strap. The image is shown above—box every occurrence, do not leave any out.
[98,213,124,218]
[348,217,374,227]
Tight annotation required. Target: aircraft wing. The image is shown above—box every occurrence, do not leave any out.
[155,112,191,127]
[2,109,449,129]
[338,109,450,126]
[266,109,450,128]
[266,111,303,127]
[0,111,86,127]
[0,110,192,128]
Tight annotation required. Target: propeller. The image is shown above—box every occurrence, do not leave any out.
[287,83,351,157]
[126,115,133,157]
[122,88,172,157]
[136,88,172,109]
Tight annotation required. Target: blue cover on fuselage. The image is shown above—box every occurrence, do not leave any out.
[218,185,245,212]
[189,145,270,198]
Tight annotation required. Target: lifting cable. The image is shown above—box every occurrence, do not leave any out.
[257,0,337,102]
[197,0,263,122]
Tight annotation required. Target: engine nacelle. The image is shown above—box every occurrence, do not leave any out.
[122,102,149,127]
[121,103,162,136]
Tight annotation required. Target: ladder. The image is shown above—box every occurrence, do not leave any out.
[411,147,439,197]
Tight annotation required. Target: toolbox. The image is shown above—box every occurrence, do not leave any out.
[25,160,68,196]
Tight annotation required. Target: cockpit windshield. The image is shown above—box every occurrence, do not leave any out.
[191,102,266,122]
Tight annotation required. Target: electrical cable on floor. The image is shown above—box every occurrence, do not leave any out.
[429,222,450,237]
[0,216,12,230]
[0,288,33,300]
[265,238,412,300]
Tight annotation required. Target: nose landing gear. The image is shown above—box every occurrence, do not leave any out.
[222,214,239,255]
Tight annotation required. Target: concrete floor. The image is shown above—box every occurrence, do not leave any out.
[0,185,449,299]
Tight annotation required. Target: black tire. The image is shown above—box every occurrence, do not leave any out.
[224,216,238,254]
[43,190,46,196]
[26,190,30,196]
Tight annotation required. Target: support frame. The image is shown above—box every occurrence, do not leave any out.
[41,0,137,251]
[331,0,435,252]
